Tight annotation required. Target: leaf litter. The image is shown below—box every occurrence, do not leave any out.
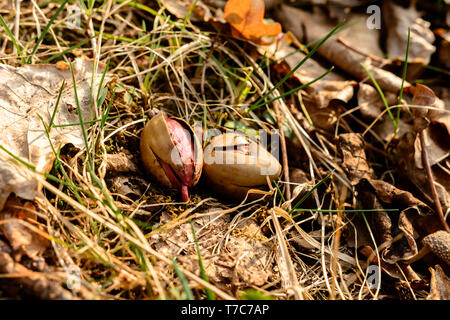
[0,0,449,300]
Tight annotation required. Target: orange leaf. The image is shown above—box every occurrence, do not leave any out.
[224,0,281,44]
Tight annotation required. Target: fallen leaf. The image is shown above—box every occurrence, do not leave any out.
[437,31,450,69]
[275,5,408,93]
[0,58,109,210]
[357,83,398,120]
[160,0,213,22]
[258,30,356,109]
[411,84,450,168]
[427,265,450,300]
[0,198,49,262]
[0,251,74,299]
[224,0,281,44]
[150,210,275,291]
[383,1,436,64]
[338,133,372,184]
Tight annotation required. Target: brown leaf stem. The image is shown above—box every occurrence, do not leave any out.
[419,130,450,233]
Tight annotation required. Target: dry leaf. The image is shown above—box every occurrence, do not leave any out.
[258,33,356,108]
[0,58,108,210]
[160,0,213,22]
[357,83,398,120]
[427,265,450,300]
[383,1,436,64]
[275,5,408,93]
[0,198,49,262]
[224,0,281,44]
[150,210,275,291]
[338,133,372,184]
[411,84,450,168]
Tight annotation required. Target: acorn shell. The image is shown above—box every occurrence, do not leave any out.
[203,132,281,200]
[140,113,203,189]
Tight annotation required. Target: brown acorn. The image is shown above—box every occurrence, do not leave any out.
[202,132,281,201]
[140,113,202,202]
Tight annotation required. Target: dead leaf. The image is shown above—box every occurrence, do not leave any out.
[150,210,275,291]
[224,0,281,44]
[383,1,436,64]
[275,5,409,93]
[338,133,372,184]
[0,198,49,262]
[0,58,109,210]
[105,152,138,175]
[357,83,398,120]
[0,251,74,299]
[411,84,450,168]
[259,33,356,109]
[437,31,450,69]
[160,0,213,22]
[427,265,450,300]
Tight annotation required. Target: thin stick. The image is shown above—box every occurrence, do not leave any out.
[274,101,291,207]
[419,131,450,232]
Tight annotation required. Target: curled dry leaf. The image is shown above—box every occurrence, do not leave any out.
[202,132,281,201]
[357,83,398,120]
[0,58,108,210]
[0,198,49,262]
[224,0,281,44]
[411,84,450,168]
[140,113,203,202]
[339,133,434,264]
[383,1,436,64]
[338,133,372,184]
[275,5,408,93]
[427,264,450,300]
[0,251,74,300]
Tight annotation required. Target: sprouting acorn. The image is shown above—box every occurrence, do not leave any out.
[202,132,281,201]
[140,113,202,202]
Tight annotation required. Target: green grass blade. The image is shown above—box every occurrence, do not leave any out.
[0,15,24,63]
[289,173,331,214]
[171,257,195,300]
[396,27,410,136]
[48,80,66,129]
[43,37,92,63]
[360,63,395,128]
[189,221,215,300]
[250,21,346,110]
[27,0,69,64]
[250,66,334,110]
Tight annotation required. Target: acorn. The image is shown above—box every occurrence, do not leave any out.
[140,113,202,202]
[202,132,281,201]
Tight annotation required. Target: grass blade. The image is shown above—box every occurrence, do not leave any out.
[27,0,69,64]
[171,257,195,300]
[250,21,346,110]
[250,66,334,110]
[189,221,215,300]
[360,63,395,128]
[289,173,331,214]
[0,15,24,63]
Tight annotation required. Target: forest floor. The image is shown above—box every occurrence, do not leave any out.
[0,0,449,300]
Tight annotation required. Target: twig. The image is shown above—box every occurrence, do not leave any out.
[273,101,291,208]
[419,131,450,233]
